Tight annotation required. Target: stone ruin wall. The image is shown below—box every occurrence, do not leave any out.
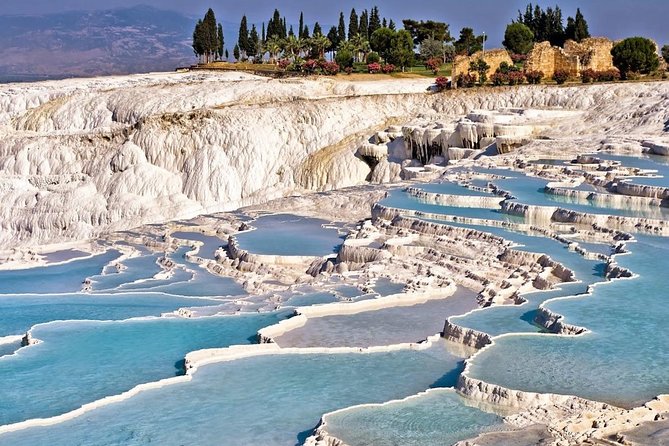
[525,37,615,78]
[452,49,513,81]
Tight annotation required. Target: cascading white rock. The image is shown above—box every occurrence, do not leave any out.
[1,73,668,247]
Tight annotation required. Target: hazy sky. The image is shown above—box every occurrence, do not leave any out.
[3,0,668,47]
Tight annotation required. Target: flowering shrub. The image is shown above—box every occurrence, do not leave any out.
[491,72,508,86]
[507,70,526,85]
[425,58,441,74]
[580,68,596,83]
[510,53,527,63]
[278,59,290,70]
[596,69,621,82]
[304,59,319,74]
[435,76,450,91]
[320,61,340,75]
[381,64,396,74]
[553,70,570,84]
[525,70,543,84]
[345,67,353,75]
[367,62,382,74]
[455,73,476,88]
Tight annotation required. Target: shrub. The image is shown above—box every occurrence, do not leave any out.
[553,70,570,84]
[507,71,525,85]
[580,68,596,83]
[435,76,450,91]
[381,64,396,74]
[335,49,354,69]
[320,61,340,75]
[304,59,319,74]
[525,70,544,84]
[469,59,490,85]
[663,45,669,64]
[455,73,477,88]
[425,57,441,75]
[344,67,353,75]
[288,58,305,73]
[367,62,382,74]
[596,69,621,82]
[611,37,660,78]
[366,52,381,64]
[278,59,290,70]
[491,72,508,86]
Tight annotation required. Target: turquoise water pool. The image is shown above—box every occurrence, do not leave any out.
[234,214,345,256]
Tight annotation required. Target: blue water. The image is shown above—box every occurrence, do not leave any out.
[469,235,669,407]
[90,253,163,291]
[598,153,669,188]
[416,182,493,196]
[380,189,523,223]
[325,389,503,446]
[0,293,221,337]
[0,312,285,426]
[0,250,120,294]
[0,343,464,446]
[234,214,344,256]
[171,231,227,259]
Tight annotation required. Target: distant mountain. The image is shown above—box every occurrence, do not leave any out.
[0,5,198,82]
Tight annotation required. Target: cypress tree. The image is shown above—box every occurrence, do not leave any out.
[368,6,381,36]
[203,8,217,63]
[238,15,250,59]
[573,8,590,42]
[348,8,359,40]
[267,9,282,39]
[302,25,310,40]
[382,18,387,28]
[225,48,229,60]
[262,23,266,42]
[298,12,304,39]
[359,10,369,40]
[338,12,346,43]
[288,25,294,37]
[249,24,259,58]
[233,44,240,61]
[388,19,396,31]
[217,23,224,59]
[313,22,323,36]
[327,26,339,52]
[192,19,204,61]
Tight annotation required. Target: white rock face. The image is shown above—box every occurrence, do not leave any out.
[1,73,668,247]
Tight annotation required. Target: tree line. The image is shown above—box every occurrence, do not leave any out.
[192,8,224,63]
[503,3,591,55]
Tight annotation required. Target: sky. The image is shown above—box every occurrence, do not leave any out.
[3,0,668,48]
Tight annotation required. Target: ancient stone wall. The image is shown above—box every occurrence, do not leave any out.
[563,37,614,72]
[525,38,615,78]
[452,49,513,81]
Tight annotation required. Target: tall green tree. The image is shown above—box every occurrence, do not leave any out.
[516,3,566,46]
[238,15,250,59]
[192,9,224,63]
[359,10,369,40]
[368,6,381,36]
[267,9,284,39]
[402,20,451,46]
[327,26,339,52]
[233,44,240,61]
[370,27,396,62]
[298,12,304,39]
[503,22,534,54]
[388,30,414,71]
[217,23,224,59]
[338,12,347,43]
[249,24,260,58]
[348,9,359,39]
[662,45,669,64]
[454,27,484,56]
[388,19,396,30]
[313,22,322,36]
[573,8,590,41]
[612,37,660,77]
[261,23,266,42]
[302,25,310,40]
